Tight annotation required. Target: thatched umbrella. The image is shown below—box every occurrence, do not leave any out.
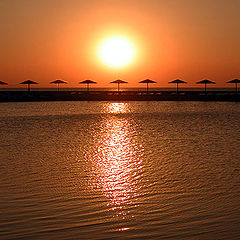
[50,79,67,91]
[110,79,128,93]
[79,79,97,92]
[196,79,216,94]
[139,79,157,93]
[169,79,187,93]
[0,80,8,86]
[20,80,38,92]
[227,79,240,93]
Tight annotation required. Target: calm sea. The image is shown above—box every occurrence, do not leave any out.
[0,101,239,240]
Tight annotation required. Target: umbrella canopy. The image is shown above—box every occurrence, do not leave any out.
[139,79,157,93]
[196,79,215,93]
[79,80,97,92]
[110,79,128,84]
[0,80,8,85]
[20,80,38,92]
[50,79,67,91]
[227,79,240,93]
[110,79,128,93]
[197,79,216,84]
[169,79,187,93]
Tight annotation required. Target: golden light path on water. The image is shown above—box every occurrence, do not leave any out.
[89,103,144,224]
[104,102,130,114]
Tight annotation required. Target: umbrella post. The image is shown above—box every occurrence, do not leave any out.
[169,79,186,94]
[50,80,67,90]
[110,80,127,94]
[139,79,157,94]
[28,84,30,92]
[197,80,215,93]
[79,80,96,92]
[236,82,238,93]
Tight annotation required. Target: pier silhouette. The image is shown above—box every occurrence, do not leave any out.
[0,90,239,102]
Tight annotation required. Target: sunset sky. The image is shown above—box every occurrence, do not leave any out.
[0,0,239,88]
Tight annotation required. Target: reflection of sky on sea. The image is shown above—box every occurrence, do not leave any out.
[89,103,144,219]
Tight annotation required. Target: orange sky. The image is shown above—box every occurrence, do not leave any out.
[0,0,239,88]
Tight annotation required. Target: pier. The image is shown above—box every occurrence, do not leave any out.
[0,90,240,102]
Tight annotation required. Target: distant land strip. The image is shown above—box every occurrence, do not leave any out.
[0,91,240,102]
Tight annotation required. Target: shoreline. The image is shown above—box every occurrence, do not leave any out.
[0,90,240,102]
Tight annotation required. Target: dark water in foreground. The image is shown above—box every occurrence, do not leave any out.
[0,101,239,239]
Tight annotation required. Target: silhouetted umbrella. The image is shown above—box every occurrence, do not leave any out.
[0,80,8,85]
[139,79,157,93]
[227,79,240,93]
[79,79,97,92]
[110,79,128,93]
[20,80,38,92]
[169,79,187,93]
[50,79,67,91]
[196,79,215,94]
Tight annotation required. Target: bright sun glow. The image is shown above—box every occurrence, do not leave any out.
[98,36,136,68]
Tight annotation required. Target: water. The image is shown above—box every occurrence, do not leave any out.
[0,101,239,239]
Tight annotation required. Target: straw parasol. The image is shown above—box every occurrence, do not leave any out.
[79,79,97,92]
[169,79,187,93]
[20,80,38,92]
[50,79,67,91]
[0,80,8,86]
[227,79,240,93]
[139,79,157,93]
[196,79,216,94]
[110,79,128,93]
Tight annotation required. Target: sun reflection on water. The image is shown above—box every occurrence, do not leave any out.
[104,102,130,114]
[90,103,143,219]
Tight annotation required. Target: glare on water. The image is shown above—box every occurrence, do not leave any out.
[89,106,143,218]
[103,102,130,114]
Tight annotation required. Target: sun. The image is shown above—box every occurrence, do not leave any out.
[98,36,136,68]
